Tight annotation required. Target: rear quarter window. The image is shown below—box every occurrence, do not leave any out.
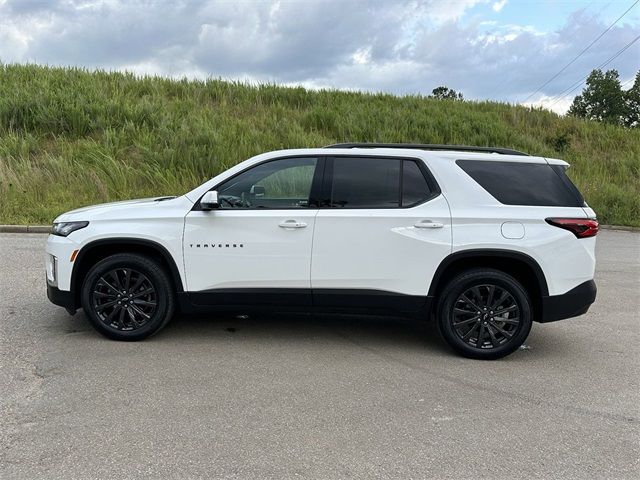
[456,160,585,207]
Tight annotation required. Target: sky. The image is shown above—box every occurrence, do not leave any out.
[0,0,638,113]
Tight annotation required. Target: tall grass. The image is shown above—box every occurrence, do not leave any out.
[0,63,638,226]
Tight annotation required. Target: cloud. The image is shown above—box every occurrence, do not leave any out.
[493,0,508,13]
[0,0,638,113]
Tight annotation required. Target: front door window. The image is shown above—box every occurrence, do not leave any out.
[216,157,317,209]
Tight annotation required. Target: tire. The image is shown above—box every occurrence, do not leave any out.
[81,253,175,341]
[436,269,532,360]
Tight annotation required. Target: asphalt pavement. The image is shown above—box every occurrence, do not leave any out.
[1,230,638,479]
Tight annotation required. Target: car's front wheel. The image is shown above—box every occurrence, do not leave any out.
[437,269,533,360]
[81,253,175,341]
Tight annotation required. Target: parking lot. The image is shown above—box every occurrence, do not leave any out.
[1,230,638,479]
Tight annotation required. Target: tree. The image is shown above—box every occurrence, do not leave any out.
[430,86,464,101]
[622,72,640,128]
[568,69,640,128]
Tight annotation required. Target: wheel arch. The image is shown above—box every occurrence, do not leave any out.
[70,238,184,308]
[428,249,548,320]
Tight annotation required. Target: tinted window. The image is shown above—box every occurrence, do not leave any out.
[402,160,432,206]
[550,164,586,206]
[330,157,400,208]
[457,160,584,207]
[217,157,317,209]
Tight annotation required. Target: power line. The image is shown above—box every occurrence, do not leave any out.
[522,0,639,103]
[546,34,640,107]
[546,34,640,109]
[486,2,612,101]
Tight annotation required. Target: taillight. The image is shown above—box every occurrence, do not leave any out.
[546,218,599,238]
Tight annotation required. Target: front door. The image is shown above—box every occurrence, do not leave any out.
[184,156,322,306]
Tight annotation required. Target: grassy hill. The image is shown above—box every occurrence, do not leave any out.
[0,63,638,226]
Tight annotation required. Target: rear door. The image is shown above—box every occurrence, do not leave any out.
[310,155,452,311]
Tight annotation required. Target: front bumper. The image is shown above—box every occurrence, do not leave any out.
[45,234,79,291]
[539,280,597,323]
[47,284,77,314]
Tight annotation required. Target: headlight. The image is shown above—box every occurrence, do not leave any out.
[51,221,89,237]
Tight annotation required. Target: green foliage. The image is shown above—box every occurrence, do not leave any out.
[0,64,638,226]
[569,69,640,128]
[430,86,464,101]
[623,72,640,128]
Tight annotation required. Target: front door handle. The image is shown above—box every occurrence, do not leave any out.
[279,220,308,229]
[414,220,444,229]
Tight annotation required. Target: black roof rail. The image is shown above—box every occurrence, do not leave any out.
[324,143,529,156]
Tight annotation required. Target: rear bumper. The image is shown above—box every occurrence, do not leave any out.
[539,280,596,323]
[47,284,77,314]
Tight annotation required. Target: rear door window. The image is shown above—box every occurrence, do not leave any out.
[328,157,437,209]
[402,160,433,206]
[456,160,584,207]
[330,157,401,208]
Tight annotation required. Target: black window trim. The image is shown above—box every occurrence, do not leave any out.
[322,155,441,210]
[192,154,441,211]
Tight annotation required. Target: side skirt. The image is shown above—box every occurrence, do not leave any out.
[178,288,432,319]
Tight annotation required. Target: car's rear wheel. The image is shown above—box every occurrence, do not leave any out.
[81,253,175,341]
[437,269,532,360]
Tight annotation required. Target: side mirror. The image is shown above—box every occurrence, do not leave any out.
[250,185,266,197]
[201,190,220,210]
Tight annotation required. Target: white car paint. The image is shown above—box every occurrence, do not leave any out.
[183,208,318,291]
[46,147,596,303]
[310,194,452,296]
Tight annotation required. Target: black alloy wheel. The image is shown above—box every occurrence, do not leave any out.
[451,284,520,349]
[92,268,157,331]
[81,253,175,341]
[437,269,532,360]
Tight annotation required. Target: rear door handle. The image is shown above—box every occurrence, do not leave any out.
[279,220,308,229]
[414,220,444,229]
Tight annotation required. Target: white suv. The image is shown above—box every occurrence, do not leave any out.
[46,144,598,359]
